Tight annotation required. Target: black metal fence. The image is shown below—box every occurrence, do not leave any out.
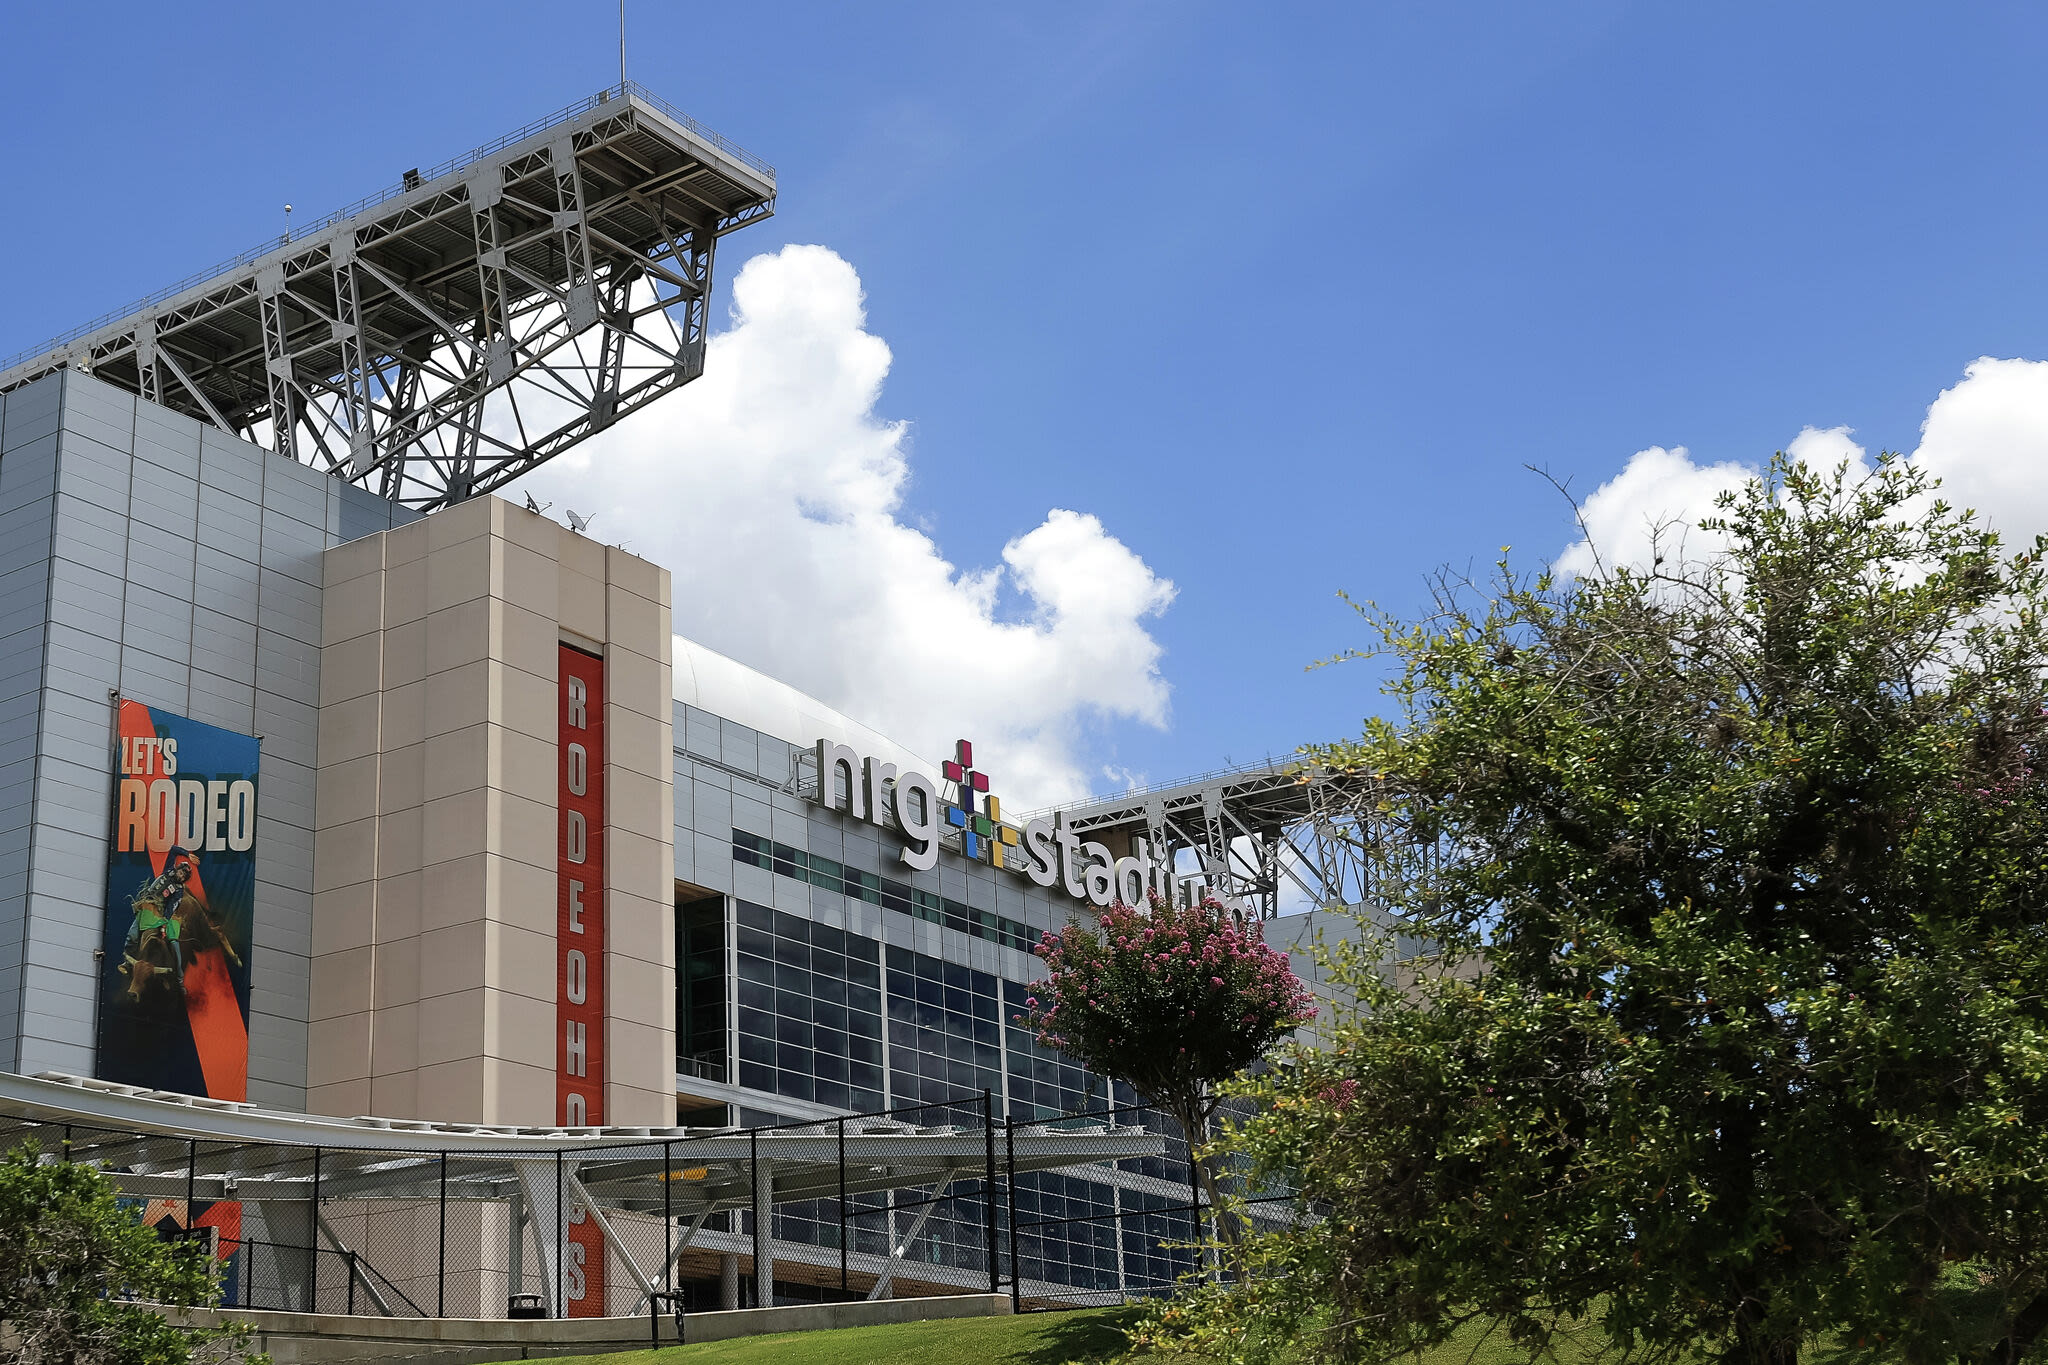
[0,1090,1285,1319]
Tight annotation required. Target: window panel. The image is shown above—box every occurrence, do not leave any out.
[775,1016,813,1048]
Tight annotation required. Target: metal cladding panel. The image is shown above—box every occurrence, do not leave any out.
[190,608,257,683]
[337,486,394,543]
[196,487,261,562]
[2,381,61,452]
[198,429,265,503]
[2,373,411,1106]
[0,378,60,1076]
[256,568,322,646]
[194,546,262,622]
[132,407,203,480]
[186,671,256,734]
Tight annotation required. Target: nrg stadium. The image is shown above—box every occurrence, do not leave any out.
[0,87,1399,1348]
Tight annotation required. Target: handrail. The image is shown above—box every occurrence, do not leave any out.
[0,82,771,376]
[1015,755,1307,824]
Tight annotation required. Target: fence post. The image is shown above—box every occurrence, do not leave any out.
[186,1139,198,1233]
[243,1229,254,1310]
[1006,1116,1020,1313]
[438,1152,448,1318]
[983,1089,998,1295]
[555,1150,565,1319]
[837,1116,848,1296]
[664,1138,674,1320]
[347,1250,357,1315]
[750,1127,763,1308]
[310,1146,323,1314]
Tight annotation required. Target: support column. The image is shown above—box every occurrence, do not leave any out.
[752,1159,774,1308]
[720,1253,739,1311]
[331,250,376,477]
[506,1184,525,1314]
[136,318,161,407]
[513,1159,567,1318]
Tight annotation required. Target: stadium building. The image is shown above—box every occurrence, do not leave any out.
[0,87,1379,1325]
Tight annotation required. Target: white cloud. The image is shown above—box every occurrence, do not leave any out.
[1558,358,2048,573]
[1914,357,2048,541]
[1553,445,1753,579]
[513,244,1174,808]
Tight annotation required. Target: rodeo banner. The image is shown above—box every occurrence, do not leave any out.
[96,699,260,1101]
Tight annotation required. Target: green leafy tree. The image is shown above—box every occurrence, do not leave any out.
[1150,457,2048,1365]
[0,1141,261,1364]
[1019,894,1314,1228]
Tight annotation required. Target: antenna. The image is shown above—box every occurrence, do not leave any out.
[619,0,627,87]
[283,203,293,243]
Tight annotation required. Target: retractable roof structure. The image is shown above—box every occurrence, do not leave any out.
[0,83,774,511]
[1031,760,1396,919]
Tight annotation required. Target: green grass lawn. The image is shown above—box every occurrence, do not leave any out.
[545,1306,1151,1365]
[541,1304,1616,1365]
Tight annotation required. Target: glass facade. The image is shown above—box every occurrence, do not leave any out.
[1003,979,1101,1119]
[733,900,887,1112]
[676,895,727,1082]
[688,800,1231,1302]
[885,945,1004,1115]
[733,829,1038,953]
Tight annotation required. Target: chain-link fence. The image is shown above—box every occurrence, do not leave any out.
[0,1088,1271,1320]
[998,1100,1297,1310]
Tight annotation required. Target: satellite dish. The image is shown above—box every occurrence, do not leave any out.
[523,492,551,515]
[566,509,594,535]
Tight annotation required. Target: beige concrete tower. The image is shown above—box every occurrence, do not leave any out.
[306,497,676,1126]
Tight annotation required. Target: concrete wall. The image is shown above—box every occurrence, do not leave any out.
[307,497,675,1126]
[162,1292,1013,1363]
[0,372,411,1107]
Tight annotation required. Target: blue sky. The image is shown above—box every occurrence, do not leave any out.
[7,3,2048,801]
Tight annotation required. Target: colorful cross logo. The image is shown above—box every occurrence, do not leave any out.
[942,739,1020,868]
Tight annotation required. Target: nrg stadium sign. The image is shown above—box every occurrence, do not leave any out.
[808,738,1199,910]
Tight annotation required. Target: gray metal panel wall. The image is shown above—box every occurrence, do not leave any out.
[4,372,414,1109]
[0,376,62,1065]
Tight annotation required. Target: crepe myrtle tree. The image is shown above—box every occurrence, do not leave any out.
[1018,893,1315,1227]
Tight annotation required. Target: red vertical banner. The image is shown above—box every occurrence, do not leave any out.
[557,645,607,1315]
